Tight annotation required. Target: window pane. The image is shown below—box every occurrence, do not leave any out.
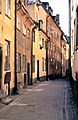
[76,10,78,48]
[6,0,11,17]
[5,40,10,71]
[27,28,30,38]
[16,53,21,72]
[17,14,20,30]
[23,24,26,35]
[0,0,2,13]
[42,58,44,71]
[42,38,44,48]
[45,59,46,71]
[22,55,26,72]
[32,55,35,73]
[32,30,35,42]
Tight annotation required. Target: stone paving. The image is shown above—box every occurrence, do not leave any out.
[0,79,77,120]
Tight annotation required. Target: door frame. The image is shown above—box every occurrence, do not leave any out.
[37,60,40,81]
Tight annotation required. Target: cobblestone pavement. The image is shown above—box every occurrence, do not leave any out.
[0,79,74,120]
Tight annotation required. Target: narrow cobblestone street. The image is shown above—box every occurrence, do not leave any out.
[0,79,76,120]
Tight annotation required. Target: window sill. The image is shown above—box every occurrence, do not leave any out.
[5,14,11,19]
[16,71,21,73]
[4,69,11,72]
[16,28,20,32]
[23,33,26,37]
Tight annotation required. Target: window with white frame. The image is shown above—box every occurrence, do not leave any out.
[23,24,26,36]
[5,0,11,17]
[17,14,20,30]
[5,40,10,71]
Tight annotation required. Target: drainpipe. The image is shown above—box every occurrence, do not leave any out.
[12,0,18,95]
[30,26,37,85]
[46,15,50,81]
[69,0,72,81]
[46,40,48,81]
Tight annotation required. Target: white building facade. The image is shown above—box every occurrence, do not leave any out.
[69,0,78,80]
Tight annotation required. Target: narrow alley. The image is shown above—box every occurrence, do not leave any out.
[0,79,77,120]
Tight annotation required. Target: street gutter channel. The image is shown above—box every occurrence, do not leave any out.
[61,85,69,120]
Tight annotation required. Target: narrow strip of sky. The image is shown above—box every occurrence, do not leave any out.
[41,0,69,36]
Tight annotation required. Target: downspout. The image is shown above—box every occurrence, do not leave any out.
[46,15,50,81]
[69,0,72,80]
[12,0,18,94]
[30,26,37,85]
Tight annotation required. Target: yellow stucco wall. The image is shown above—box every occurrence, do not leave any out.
[0,0,15,91]
[27,3,47,82]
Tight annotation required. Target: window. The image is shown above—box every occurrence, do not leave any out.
[5,40,10,71]
[42,38,44,48]
[39,20,43,30]
[0,0,2,13]
[44,41,46,49]
[27,28,30,38]
[53,44,55,52]
[51,42,53,50]
[32,30,35,42]
[45,59,46,71]
[32,55,35,73]
[23,24,26,36]
[39,35,42,45]
[42,58,44,71]
[23,0,27,5]
[5,0,11,17]
[76,9,78,48]
[17,14,20,30]
[22,55,26,72]
[16,53,21,72]
[36,12,38,21]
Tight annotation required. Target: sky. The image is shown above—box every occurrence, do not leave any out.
[41,0,69,36]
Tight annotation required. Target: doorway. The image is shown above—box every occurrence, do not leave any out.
[0,46,2,90]
[27,63,30,85]
[37,60,39,81]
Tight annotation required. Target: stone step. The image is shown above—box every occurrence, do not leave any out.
[1,97,13,105]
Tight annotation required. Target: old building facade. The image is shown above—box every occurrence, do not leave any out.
[46,13,62,79]
[0,0,15,95]
[61,35,69,78]
[27,0,48,82]
[69,0,78,81]
[16,1,34,89]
